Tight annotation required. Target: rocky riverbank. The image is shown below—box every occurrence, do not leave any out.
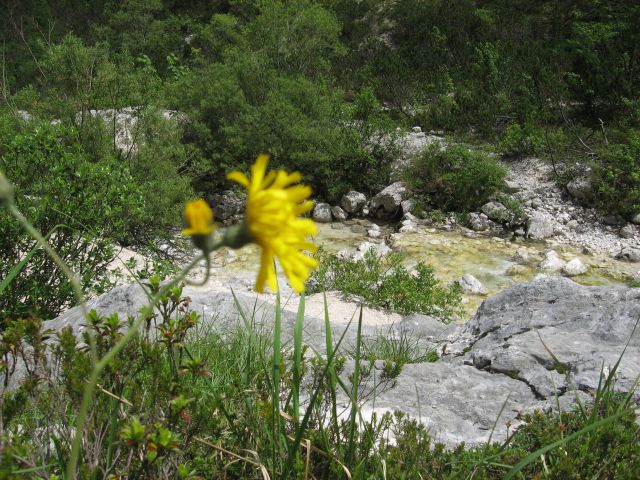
[29,276,640,448]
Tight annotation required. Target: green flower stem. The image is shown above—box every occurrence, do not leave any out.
[66,252,206,479]
[5,203,101,361]
[7,204,87,319]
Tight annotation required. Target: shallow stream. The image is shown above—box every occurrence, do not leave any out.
[204,223,637,318]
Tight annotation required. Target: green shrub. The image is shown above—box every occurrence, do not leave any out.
[498,121,545,158]
[0,124,146,320]
[308,248,462,321]
[592,134,640,219]
[360,328,438,368]
[405,143,506,212]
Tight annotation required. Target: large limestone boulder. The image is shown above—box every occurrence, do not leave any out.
[526,212,555,240]
[11,275,639,449]
[445,277,640,399]
[370,182,407,218]
[341,191,367,214]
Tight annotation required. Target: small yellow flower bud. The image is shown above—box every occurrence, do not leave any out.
[182,199,216,252]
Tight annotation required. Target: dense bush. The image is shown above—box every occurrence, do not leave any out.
[308,248,462,321]
[0,124,146,320]
[498,121,546,158]
[405,143,506,212]
[591,134,640,219]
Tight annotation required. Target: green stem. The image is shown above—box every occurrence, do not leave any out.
[7,204,98,362]
[65,253,204,479]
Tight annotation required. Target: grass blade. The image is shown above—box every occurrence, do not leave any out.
[346,305,364,465]
[292,294,305,424]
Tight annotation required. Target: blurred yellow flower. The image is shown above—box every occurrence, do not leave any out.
[228,154,318,293]
[182,199,215,236]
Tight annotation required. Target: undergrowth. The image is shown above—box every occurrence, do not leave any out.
[307,248,462,322]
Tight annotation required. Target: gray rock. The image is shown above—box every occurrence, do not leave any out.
[504,179,521,193]
[208,190,244,223]
[412,126,422,133]
[396,314,450,340]
[512,247,530,263]
[526,212,555,240]
[312,202,332,223]
[539,250,565,271]
[456,274,487,295]
[632,213,640,225]
[530,198,543,209]
[617,247,640,263]
[399,223,417,233]
[567,219,579,230]
[331,205,348,221]
[602,214,623,226]
[620,224,635,239]
[367,229,382,238]
[446,277,640,406]
[338,241,392,261]
[468,212,489,232]
[370,182,407,217]
[560,213,573,224]
[341,191,367,214]
[400,199,415,215]
[481,202,508,222]
[566,175,593,201]
[350,224,368,234]
[561,258,588,276]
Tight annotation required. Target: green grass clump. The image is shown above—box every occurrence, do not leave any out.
[308,248,462,322]
[360,328,438,366]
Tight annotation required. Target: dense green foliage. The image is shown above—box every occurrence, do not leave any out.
[592,134,640,218]
[0,125,144,320]
[308,249,462,321]
[406,143,506,212]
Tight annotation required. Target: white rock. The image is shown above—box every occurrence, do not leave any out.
[561,258,588,276]
[399,223,417,233]
[527,212,555,240]
[632,213,640,225]
[539,250,566,271]
[620,225,635,239]
[456,274,487,295]
[512,247,530,263]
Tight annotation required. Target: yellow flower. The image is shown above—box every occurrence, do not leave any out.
[227,154,318,293]
[182,199,215,236]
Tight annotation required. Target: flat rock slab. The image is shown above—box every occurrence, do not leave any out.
[347,362,539,446]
